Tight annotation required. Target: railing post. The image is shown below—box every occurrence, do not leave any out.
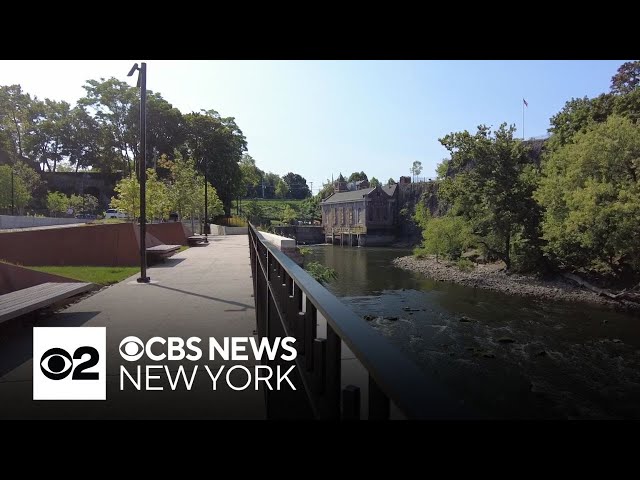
[342,385,361,420]
[313,338,326,395]
[325,325,341,419]
[304,298,316,371]
[368,375,390,420]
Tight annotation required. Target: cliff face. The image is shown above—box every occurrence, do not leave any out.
[397,181,445,244]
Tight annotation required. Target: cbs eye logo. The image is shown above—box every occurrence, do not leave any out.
[33,327,106,401]
[40,346,99,381]
[119,336,144,361]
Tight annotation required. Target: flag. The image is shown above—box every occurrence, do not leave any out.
[523,98,528,107]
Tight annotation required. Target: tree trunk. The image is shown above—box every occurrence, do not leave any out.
[504,228,511,270]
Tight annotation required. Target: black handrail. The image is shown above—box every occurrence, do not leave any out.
[248,223,472,419]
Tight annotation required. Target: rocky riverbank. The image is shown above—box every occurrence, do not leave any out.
[393,255,639,312]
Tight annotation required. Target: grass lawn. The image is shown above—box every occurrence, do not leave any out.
[28,266,140,285]
[178,246,189,253]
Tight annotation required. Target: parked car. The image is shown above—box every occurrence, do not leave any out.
[76,213,97,219]
[105,209,127,219]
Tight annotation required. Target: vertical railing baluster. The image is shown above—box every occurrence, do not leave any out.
[313,338,326,395]
[325,325,341,419]
[291,284,303,349]
[285,274,294,331]
[368,375,390,420]
[304,298,316,371]
[342,385,361,420]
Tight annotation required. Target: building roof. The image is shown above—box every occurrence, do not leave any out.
[322,184,397,204]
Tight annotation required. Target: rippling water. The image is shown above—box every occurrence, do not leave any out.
[306,245,640,419]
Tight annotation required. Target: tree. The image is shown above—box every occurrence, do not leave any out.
[82,194,99,213]
[46,191,67,217]
[436,158,450,179]
[387,177,396,186]
[411,160,423,182]
[282,172,311,199]
[299,196,321,222]
[369,177,380,187]
[535,115,640,278]
[318,179,335,199]
[414,213,472,262]
[347,171,368,182]
[0,165,30,213]
[239,154,261,197]
[281,204,297,225]
[438,123,539,270]
[183,110,247,215]
[611,60,640,95]
[275,179,288,199]
[79,78,139,176]
[110,175,139,219]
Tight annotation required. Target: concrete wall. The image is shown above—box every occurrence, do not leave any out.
[0,215,85,230]
[210,224,247,235]
[272,225,325,245]
[257,231,302,265]
[0,262,81,295]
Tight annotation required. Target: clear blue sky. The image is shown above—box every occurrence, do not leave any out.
[0,60,627,193]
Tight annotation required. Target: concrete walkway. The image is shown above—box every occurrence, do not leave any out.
[0,235,265,419]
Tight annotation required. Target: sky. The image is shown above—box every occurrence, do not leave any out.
[0,60,627,194]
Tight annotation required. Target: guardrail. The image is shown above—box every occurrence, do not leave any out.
[248,223,471,419]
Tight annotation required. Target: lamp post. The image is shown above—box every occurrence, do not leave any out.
[203,156,209,244]
[10,166,14,215]
[128,62,150,283]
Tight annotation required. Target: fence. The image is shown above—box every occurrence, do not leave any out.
[248,223,472,419]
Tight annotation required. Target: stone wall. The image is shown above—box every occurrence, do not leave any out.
[272,225,325,244]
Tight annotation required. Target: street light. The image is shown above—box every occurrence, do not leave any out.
[203,157,209,244]
[128,62,150,283]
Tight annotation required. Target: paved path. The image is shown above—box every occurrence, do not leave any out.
[0,235,265,419]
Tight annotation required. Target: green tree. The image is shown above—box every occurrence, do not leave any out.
[281,204,297,224]
[347,171,368,182]
[239,154,261,197]
[369,177,380,187]
[275,179,288,199]
[438,123,539,270]
[436,158,450,179]
[411,160,423,181]
[415,214,471,262]
[183,110,247,215]
[82,194,99,213]
[282,172,311,199]
[110,175,139,219]
[46,191,67,217]
[0,165,30,213]
[611,60,640,95]
[387,177,396,186]
[535,115,640,278]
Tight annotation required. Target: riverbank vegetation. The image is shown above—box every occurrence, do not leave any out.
[414,61,640,293]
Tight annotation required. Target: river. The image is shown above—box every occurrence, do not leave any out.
[305,245,640,419]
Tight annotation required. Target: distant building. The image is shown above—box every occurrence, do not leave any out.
[321,175,398,246]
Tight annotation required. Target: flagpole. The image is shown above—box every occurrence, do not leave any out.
[522,99,525,140]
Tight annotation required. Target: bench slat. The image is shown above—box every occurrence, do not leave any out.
[0,282,95,324]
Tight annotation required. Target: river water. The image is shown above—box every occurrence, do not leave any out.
[306,245,640,419]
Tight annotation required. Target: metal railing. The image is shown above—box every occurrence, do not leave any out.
[248,223,472,419]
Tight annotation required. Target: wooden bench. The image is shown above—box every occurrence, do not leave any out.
[188,236,208,246]
[146,244,181,261]
[0,282,96,324]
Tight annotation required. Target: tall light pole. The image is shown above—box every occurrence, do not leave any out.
[10,166,14,215]
[128,62,150,283]
[203,156,209,244]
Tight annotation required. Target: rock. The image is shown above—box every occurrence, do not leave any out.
[482,352,496,358]
[459,316,472,322]
[602,319,609,324]
[402,307,421,312]
[497,337,516,344]
[409,312,413,315]
[363,315,375,321]
[383,316,399,321]
[613,339,622,343]
[536,350,547,357]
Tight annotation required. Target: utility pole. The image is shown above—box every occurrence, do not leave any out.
[310,181,313,196]
[262,177,265,198]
